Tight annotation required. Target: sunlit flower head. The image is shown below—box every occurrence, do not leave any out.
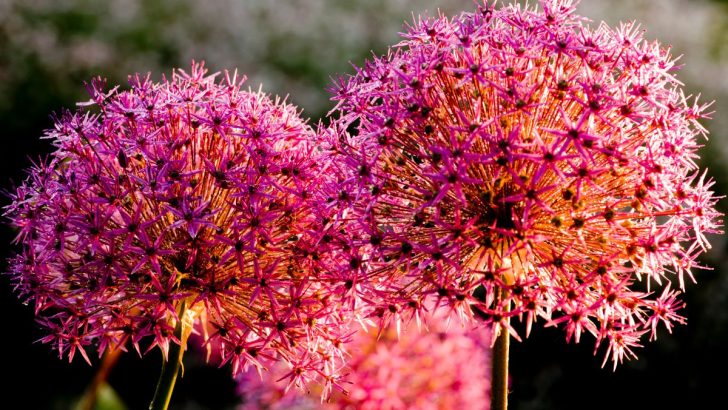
[238,310,491,410]
[323,0,722,365]
[5,62,346,389]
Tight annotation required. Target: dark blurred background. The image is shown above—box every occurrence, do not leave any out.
[1,0,726,409]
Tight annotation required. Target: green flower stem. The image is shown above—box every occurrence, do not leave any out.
[149,305,187,410]
[491,294,510,410]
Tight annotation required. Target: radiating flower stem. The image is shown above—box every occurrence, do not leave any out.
[149,304,187,410]
[491,291,510,410]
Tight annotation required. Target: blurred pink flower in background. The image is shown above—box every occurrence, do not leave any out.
[238,310,491,410]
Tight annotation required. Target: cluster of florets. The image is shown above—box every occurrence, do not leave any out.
[323,0,721,365]
[5,62,348,388]
[238,311,491,410]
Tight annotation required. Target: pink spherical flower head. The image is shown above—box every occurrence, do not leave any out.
[238,310,491,410]
[5,62,347,391]
[323,0,722,366]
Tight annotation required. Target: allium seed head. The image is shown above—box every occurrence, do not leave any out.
[5,62,346,390]
[323,0,722,365]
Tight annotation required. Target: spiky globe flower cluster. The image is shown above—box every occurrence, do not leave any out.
[5,63,347,387]
[238,311,491,410]
[324,0,722,365]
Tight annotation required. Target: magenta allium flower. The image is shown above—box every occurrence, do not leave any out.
[5,62,346,389]
[238,311,491,410]
[323,0,722,365]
